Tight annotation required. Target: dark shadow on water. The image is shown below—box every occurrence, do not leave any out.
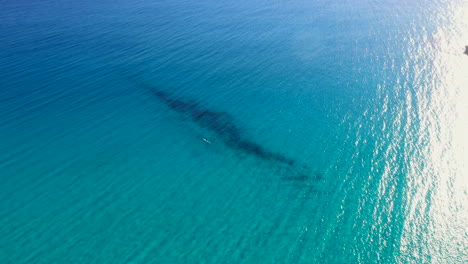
[150,89,299,167]
[280,174,311,182]
[137,81,321,183]
[280,171,323,182]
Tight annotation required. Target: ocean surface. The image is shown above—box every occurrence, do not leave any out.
[1,0,467,263]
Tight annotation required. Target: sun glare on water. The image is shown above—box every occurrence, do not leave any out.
[397,1,468,262]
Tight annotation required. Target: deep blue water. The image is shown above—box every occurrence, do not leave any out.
[1,0,467,263]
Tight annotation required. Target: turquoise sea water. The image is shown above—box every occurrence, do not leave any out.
[1,0,467,263]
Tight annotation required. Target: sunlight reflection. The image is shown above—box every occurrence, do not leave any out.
[399,1,468,262]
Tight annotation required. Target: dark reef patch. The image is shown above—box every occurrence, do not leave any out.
[138,83,321,183]
[280,171,322,182]
[280,174,310,182]
[149,89,299,167]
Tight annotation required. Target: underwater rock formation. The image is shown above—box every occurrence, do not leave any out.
[127,76,324,184]
[280,171,323,182]
[150,89,298,167]
[150,89,304,169]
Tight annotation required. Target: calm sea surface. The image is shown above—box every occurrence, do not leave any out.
[0,0,467,263]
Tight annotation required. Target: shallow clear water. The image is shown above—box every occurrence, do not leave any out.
[1,0,467,263]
